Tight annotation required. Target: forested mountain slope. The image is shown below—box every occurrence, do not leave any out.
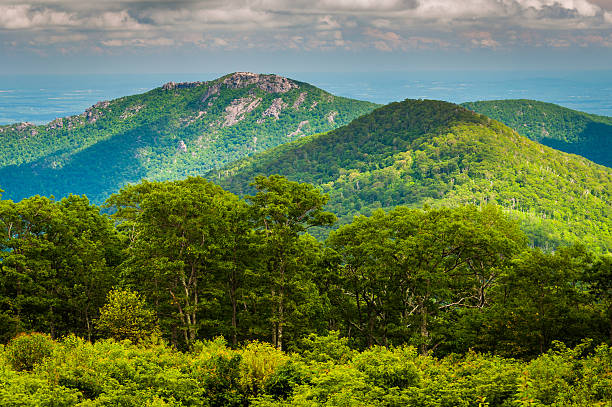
[0,72,378,203]
[214,99,612,251]
[462,99,612,167]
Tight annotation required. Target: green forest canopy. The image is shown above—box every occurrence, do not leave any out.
[462,99,612,167]
[0,175,611,406]
[214,99,612,251]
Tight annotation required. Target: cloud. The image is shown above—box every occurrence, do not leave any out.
[101,37,174,47]
[462,31,501,48]
[0,0,610,54]
[0,4,73,29]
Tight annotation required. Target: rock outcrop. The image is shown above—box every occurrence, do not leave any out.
[223,72,298,93]
[48,118,63,129]
[162,81,204,91]
[223,96,262,127]
[293,92,307,109]
[15,122,35,131]
[85,101,110,123]
[327,111,338,124]
[287,120,309,138]
[120,104,145,120]
[201,73,298,108]
[259,98,287,122]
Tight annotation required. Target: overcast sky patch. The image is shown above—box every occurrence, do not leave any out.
[0,0,611,72]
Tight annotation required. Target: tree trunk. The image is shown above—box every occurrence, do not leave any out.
[230,247,239,346]
[271,287,277,347]
[420,306,429,356]
[231,280,238,346]
[368,312,374,347]
[85,309,91,342]
[278,296,284,351]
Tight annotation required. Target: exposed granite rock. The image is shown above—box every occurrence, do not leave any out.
[93,101,110,109]
[15,122,35,131]
[120,104,145,120]
[202,84,221,103]
[200,73,297,108]
[223,72,298,93]
[48,118,64,129]
[85,101,110,123]
[287,120,309,138]
[180,111,207,127]
[258,98,287,123]
[327,111,338,124]
[177,140,187,153]
[162,81,204,91]
[309,101,318,111]
[223,96,262,127]
[293,92,307,109]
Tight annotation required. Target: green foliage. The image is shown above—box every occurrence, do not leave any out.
[4,332,55,371]
[108,177,256,347]
[1,85,612,404]
[239,341,289,397]
[295,332,355,364]
[0,194,122,341]
[465,246,600,358]
[95,288,160,343]
[215,99,612,252]
[327,204,527,352]
[247,175,336,351]
[0,74,378,204]
[0,364,81,406]
[462,99,612,167]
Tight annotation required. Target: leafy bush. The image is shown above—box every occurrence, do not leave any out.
[239,341,289,397]
[95,288,160,343]
[5,333,55,371]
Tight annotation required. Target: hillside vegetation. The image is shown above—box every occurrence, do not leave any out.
[1,176,611,406]
[2,333,611,406]
[0,72,378,203]
[214,99,612,251]
[462,99,612,167]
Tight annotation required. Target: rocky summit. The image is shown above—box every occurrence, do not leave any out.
[0,73,378,203]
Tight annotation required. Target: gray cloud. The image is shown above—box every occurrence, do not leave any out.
[0,0,610,53]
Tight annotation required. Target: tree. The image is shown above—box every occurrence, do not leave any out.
[328,205,526,353]
[0,195,121,341]
[248,175,336,350]
[96,288,159,342]
[479,245,596,358]
[585,253,612,343]
[107,177,254,348]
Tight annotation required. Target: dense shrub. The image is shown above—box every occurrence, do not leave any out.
[0,334,611,406]
[5,333,55,371]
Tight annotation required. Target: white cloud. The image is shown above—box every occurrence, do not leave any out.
[0,0,610,53]
[0,4,73,29]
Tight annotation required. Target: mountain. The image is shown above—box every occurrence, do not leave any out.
[213,99,612,251]
[461,99,612,167]
[0,72,378,203]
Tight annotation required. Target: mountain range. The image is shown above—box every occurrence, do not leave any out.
[214,99,611,251]
[462,99,612,167]
[0,74,610,251]
[0,72,377,202]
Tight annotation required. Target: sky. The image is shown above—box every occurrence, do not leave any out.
[1,0,612,74]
